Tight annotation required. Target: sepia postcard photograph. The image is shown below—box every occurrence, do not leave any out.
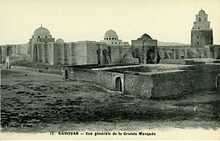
[0,0,220,140]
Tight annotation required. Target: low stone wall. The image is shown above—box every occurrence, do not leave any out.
[64,64,220,99]
[67,68,98,82]
[124,74,153,98]
[150,71,191,98]
[65,67,122,91]
[151,64,220,98]
[12,66,61,75]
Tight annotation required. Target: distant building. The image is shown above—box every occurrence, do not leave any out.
[191,9,213,47]
[0,44,28,64]
[1,9,220,66]
[101,29,129,47]
[158,9,219,62]
[29,25,55,65]
[131,33,159,64]
[28,27,135,66]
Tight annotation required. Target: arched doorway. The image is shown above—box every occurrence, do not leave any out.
[64,70,69,80]
[147,49,155,64]
[33,45,38,62]
[115,77,122,92]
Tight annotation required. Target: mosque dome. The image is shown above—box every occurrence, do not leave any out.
[104,29,119,40]
[139,33,152,40]
[33,25,52,38]
[56,38,64,44]
[198,9,206,15]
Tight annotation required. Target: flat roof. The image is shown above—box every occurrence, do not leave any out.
[91,64,191,71]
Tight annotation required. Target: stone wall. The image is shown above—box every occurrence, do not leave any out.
[111,47,121,64]
[73,42,88,65]
[124,74,153,98]
[151,64,220,98]
[67,68,98,82]
[66,67,123,91]
[64,64,220,99]
[86,42,99,65]
[151,71,192,98]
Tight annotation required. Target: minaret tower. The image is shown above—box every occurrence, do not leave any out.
[191,9,213,47]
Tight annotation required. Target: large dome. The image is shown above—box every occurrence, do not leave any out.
[104,29,118,40]
[56,38,64,44]
[33,25,51,38]
[138,33,152,40]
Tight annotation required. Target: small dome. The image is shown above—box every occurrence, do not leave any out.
[104,29,118,40]
[33,25,51,38]
[199,9,206,15]
[56,38,64,44]
[139,33,152,40]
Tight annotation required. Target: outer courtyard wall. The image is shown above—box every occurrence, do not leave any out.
[86,42,99,65]
[73,42,88,65]
[63,64,220,99]
[158,46,212,61]
[111,47,121,64]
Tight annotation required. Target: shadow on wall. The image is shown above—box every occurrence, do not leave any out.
[216,74,220,89]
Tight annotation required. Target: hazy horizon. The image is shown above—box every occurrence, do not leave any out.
[0,0,220,45]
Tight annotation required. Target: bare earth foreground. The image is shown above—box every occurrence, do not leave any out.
[1,69,220,132]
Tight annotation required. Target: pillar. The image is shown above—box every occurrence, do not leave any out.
[68,44,72,65]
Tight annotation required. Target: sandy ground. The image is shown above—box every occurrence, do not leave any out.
[1,68,220,132]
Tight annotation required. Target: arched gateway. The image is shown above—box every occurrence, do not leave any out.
[115,77,122,92]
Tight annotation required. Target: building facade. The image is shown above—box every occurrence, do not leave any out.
[28,27,135,66]
[101,29,129,47]
[158,9,219,62]
[131,33,159,64]
[1,9,220,67]
[29,25,56,65]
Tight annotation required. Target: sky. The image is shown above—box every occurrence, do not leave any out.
[0,0,220,45]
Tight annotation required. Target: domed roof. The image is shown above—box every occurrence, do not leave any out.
[104,29,118,39]
[199,9,206,15]
[33,25,51,38]
[56,38,64,44]
[139,33,152,40]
